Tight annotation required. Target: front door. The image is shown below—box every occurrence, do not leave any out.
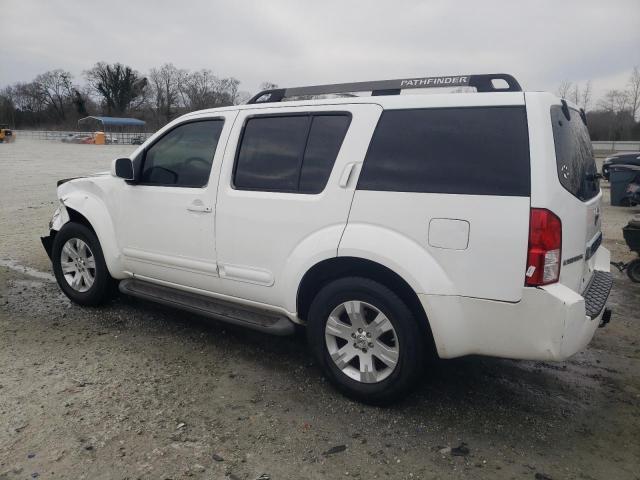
[119,113,236,291]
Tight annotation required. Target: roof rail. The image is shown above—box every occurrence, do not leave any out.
[247,73,522,104]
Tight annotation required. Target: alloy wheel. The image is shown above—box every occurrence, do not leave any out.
[60,238,96,292]
[324,300,400,383]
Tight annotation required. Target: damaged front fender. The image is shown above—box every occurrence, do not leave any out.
[42,200,70,260]
[49,201,71,231]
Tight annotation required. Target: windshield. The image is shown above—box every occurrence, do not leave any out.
[551,105,599,201]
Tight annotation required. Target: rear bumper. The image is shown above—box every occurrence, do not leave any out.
[421,247,611,361]
[582,270,613,318]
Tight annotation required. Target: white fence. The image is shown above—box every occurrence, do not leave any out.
[13,129,148,145]
[592,141,640,153]
[10,129,640,152]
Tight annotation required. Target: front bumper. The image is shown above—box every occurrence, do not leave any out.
[41,230,55,260]
[421,248,612,361]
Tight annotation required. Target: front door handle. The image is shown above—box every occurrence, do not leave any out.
[187,200,212,213]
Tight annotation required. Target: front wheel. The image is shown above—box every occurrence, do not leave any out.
[51,222,115,306]
[307,277,426,405]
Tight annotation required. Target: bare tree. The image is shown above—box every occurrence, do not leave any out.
[0,86,16,126]
[598,89,634,141]
[13,82,46,114]
[569,83,580,106]
[33,69,74,121]
[598,89,629,113]
[580,80,592,112]
[628,66,640,121]
[259,82,279,91]
[235,91,252,104]
[219,77,240,105]
[85,62,147,116]
[557,80,573,99]
[149,63,186,124]
[615,90,631,113]
[154,69,244,117]
[559,80,592,111]
[180,69,218,111]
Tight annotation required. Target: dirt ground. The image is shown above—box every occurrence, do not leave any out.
[0,138,639,480]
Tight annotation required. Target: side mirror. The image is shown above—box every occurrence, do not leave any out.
[111,157,134,180]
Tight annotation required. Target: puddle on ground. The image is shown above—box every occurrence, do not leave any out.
[0,258,55,282]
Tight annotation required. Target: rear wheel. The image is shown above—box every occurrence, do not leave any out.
[627,259,640,283]
[307,277,425,405]
[52,222,115,305]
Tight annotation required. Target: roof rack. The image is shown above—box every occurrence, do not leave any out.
[247,73,522,104]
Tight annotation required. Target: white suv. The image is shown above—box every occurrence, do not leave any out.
[42,74,613,404]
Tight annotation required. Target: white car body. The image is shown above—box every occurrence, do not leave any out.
[47,85,611,363]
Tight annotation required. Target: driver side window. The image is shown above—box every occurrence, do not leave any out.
[140,119,224,187]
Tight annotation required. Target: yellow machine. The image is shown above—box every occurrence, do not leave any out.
[0,124,16,143]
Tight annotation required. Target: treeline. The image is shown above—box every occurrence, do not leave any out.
[557,66,640,141]
[2,62,640,140]
[0,62,274,131]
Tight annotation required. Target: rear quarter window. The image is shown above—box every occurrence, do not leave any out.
[550,105,599,201]
[357,106,531,196]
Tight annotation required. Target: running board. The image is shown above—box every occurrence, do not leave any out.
[119,278,295,336]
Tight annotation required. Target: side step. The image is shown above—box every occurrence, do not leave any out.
[119,278,295,336]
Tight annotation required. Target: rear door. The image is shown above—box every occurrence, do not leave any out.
[214,103,382,308]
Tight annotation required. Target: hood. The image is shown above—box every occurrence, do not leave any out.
[57,171,110,187]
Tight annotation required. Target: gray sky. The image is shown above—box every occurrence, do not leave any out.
[1,0,639,102]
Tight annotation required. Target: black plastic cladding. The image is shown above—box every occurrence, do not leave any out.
[247,73,522,104]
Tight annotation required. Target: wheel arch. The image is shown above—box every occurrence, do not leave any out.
[58,193,125,279]
[297,256,437,355]
[65,207,96,234]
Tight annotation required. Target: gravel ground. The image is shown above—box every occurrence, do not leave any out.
[0,139,639,480]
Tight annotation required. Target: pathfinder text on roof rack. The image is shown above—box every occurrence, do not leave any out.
[399,76,469,87]
[247,72,523,103]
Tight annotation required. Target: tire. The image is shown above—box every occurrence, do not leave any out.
[627,258,640,283]
[307,277,425,405]
[51,222,115,306]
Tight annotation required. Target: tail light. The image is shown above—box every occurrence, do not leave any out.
[525,208,562,286]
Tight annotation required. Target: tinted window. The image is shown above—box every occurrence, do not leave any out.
[234,116,310,191]
[551,105,599,201]
[300,115,351,193]
[234,114,350,193]
[358,107,530,196]
[140,120,224,187]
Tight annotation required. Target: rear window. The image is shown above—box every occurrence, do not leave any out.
[357,107,530,196]
[550,105,599,201]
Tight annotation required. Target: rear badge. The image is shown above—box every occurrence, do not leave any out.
[563,254,584,266]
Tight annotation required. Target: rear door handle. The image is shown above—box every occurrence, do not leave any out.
[187,200,212,213]
[339,162,357,188]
